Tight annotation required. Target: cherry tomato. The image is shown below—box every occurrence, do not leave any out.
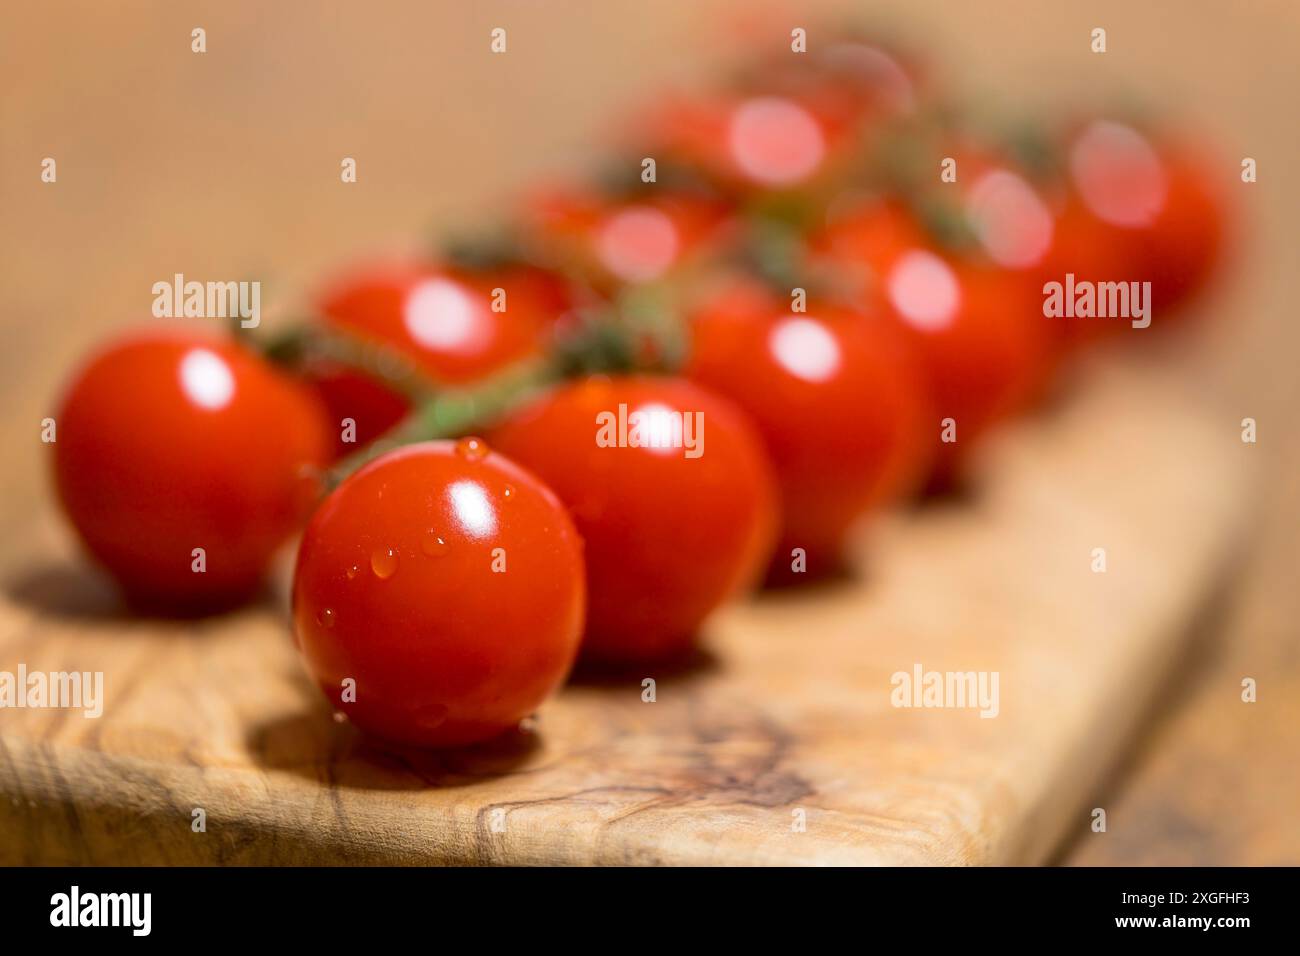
[292,440,585,748]
[685,278,932,581]
[306,260,568,457]
[489,376,777,664]
[1042,120,1227,340]
[523,187,733,290]
[53,330,329,610]
[814,201,1051,483]
[630,91,857,196]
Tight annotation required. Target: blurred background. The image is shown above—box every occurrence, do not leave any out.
[2,1,1297,864]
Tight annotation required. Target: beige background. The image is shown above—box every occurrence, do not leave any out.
[2,1,1298,864]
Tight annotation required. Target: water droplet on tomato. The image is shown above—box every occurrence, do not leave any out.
[455,436,489,461]
[370,548,398,579]
[421,531,448,557]
[346,564,361,580]
[502,484,515,500]
[317,607,336,628]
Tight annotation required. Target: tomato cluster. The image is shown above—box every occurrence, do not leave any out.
[49,28,1228,747]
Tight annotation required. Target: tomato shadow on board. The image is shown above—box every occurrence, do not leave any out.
[243,645,728,789]
[243,705,543,790]
[2,561,281,623]
[566,643,723,687]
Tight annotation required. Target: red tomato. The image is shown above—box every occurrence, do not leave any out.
[630,91,857,195]
[303,365,411,461]
[53,330,329,610]
[1042,120,1227,339]
[523,187,733,290]
[815,201,1051,482]
[292,440,585,748]
[489,376,777,664]
[306,260,568,457]
[685,278,932,581]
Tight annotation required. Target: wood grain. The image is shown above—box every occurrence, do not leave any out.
[0,360,1252,864]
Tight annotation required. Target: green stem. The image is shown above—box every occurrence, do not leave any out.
[260,323,439,403]
[324,355,561,489]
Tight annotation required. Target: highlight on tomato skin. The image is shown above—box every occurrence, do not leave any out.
[684,276,934,583]
[304,259,572,458]
[291,440,586,749]
[52,330,331,613]
[488,375,778,665]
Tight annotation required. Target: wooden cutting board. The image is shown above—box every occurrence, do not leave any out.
[0,357,1252,865]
